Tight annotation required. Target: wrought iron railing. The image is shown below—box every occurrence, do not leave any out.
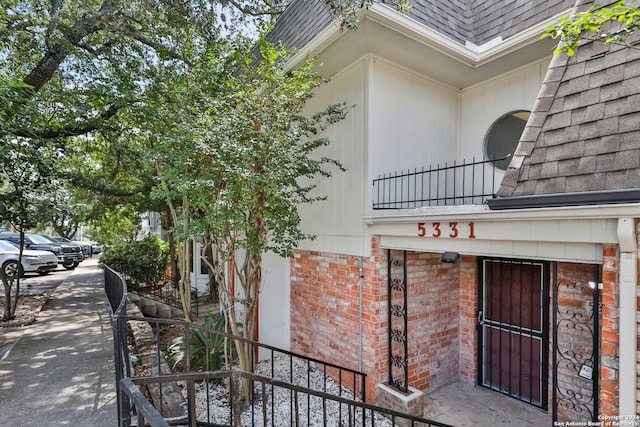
[104,265,128,315]
[104,267,366,426]
[105,267,452,427]
[372,156,509,209]
[110,311,368,426]
[122,370,453,427]
[104,265,131,426]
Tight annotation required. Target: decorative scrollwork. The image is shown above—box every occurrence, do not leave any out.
[392,354,407,369]
[387,250,409,392]
[390,303,405,318]
[390,328,406,344]
[553,273,599,423]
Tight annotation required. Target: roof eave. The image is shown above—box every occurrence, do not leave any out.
[488,189,640,210]
[366,4,571,67]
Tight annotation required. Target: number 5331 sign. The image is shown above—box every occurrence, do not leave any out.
[417,222,476,239]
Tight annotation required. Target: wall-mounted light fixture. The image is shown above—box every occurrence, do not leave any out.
[441,251,460,264]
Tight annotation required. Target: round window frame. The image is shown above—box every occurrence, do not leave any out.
[483,110,531,171]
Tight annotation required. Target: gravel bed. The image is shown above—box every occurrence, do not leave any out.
[183,355,393,426]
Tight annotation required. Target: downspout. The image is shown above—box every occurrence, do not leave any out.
[358,257,364,398]
[616,218,637,417]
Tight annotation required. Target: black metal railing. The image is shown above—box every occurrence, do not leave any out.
[104,265,128,315]
[104,265,131,426]
[105,267,451,427]
[108,303,368,425]
[122,370,453,427]
[372,156,509,209]
[113,315,368,426]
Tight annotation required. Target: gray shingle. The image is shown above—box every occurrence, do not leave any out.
[578,156,597,174]
[614,149,640,170]
[497,0,640,200]
[535,176,566,193]
[276,0,576,49]
[267,0,333,50]
[604,98,629,118]
[624,59,640,79]
[619,112,640,133]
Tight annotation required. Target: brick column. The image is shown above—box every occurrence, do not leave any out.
[600,244,620,416]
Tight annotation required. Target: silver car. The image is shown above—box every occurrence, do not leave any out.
[0,240,59,278]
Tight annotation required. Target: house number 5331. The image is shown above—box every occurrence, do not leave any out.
[417,222,476,239]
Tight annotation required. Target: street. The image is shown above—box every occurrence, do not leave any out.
[0,264,75,296]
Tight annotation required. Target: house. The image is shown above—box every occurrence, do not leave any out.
[255,0,640,423]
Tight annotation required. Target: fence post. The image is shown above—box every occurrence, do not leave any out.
[231,371,242,427]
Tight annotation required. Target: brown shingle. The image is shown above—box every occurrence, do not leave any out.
[496,0,640,198]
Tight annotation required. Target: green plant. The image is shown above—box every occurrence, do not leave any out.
[167,314,237,373]
[100,236,169,289]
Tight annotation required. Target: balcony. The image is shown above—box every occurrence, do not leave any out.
[372,156,508,210]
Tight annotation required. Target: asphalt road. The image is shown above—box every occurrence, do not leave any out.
[0,264,75,296]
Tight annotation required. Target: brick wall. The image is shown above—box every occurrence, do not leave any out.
[290,238,465,403]
[290,237,388,401]
[403,250,460,392]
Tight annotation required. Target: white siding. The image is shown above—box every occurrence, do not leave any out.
[259,252,290,354]
[368,57,460,181]
[459,59,551,171]
[296,59,369,256]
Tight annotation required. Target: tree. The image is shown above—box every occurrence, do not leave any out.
[544,1,640,56]
[152,38,348,391]
[0,138,58,320]
[0,0,398,325]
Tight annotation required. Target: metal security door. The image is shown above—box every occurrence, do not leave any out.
[479,259,549,408]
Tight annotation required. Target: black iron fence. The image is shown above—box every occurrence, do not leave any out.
[372,156,509,209]
[106,266,371,426]
[104,264,128,315]
[122,370,452,427]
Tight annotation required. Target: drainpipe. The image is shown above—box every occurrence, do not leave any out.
[358,257,364,398]
[616,218,637,417]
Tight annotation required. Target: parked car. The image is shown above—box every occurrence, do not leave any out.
[48,236,92,259]
[0,233,81,270]
[0,240,59,278]
[40,235,84,268]
[91,242,102,255]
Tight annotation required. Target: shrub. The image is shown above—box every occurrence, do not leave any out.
[101,236,169,289]
[167,314,237,373]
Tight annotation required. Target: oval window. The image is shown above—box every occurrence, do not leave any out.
[484,110,530,171]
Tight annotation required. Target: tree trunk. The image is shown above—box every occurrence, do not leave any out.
[161,208,179,284]
[1,272,13,321]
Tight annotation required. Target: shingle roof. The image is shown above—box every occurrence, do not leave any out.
[266,0,334,50]
[496,0,640,198]
[406,0,575,45]
[270,0,576,48]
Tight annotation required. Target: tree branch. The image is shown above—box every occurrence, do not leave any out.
[23,0,117,94]
[12,104,121,139]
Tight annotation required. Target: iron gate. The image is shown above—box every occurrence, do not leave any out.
[478,258,550,408]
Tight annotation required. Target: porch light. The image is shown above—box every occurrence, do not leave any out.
[441,252,460,264]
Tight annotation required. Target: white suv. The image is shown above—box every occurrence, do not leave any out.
[0,240,59,278]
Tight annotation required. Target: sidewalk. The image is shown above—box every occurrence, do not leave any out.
[0,258,117,426]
